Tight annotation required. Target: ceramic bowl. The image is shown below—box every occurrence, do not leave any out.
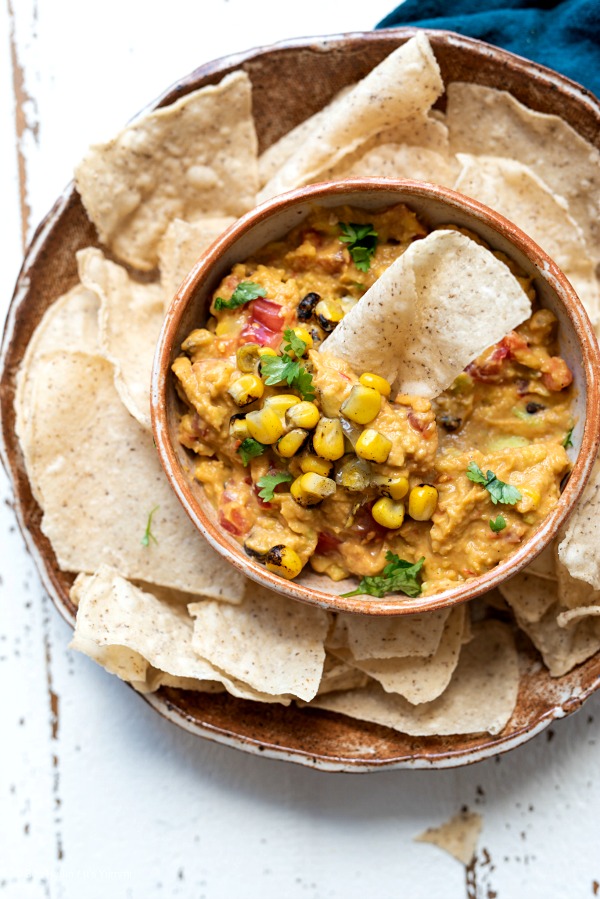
[152,178,600,616]
[4,29,600,769]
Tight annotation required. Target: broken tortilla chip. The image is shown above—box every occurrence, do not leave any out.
[453,154,600,323]
[415,810,483,865]
[70,568,284,701]
[258,34,443,200]
[321,230,531,397]
[25,350,244,601]
[158,216,236,309]
[189,582,329,701]
[558,457,600,590]
[78,247,163,429]
[334,607,450,660]
[75,71,258,271]
[309,622,518,736]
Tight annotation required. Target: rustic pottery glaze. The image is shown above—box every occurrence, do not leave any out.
[3,29,600,770]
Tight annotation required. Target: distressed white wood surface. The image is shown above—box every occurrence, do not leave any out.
[2,3,600,897]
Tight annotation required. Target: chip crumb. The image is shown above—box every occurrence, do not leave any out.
[415,809,483,865]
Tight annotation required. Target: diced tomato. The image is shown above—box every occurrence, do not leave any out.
[408,411,426,433]
[219,494,249,536]
[466,344,510,382]
[316,531,342,555]
[251,298,285,333]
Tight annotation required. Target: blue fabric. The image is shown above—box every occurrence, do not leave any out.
[376,0,600,99]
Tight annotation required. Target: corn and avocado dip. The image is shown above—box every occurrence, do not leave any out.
[172,205,574,598]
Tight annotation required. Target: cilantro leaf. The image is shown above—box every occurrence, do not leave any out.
[141,506,159,547]
[489,515,507,532]
[283,327,307,358]
[338,222,378,272]
[341,552,424,599]
[466,462,522,506]
[563,426,574,449]
[260,330,315,400]
[238,438,266,466]
[256,471,293,502]
[214,281,267,311]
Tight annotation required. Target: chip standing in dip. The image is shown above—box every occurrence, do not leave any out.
[172,203,574,599]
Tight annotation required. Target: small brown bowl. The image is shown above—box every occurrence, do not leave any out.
[152,179,600,616]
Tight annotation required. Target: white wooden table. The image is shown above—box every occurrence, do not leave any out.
[2,3,600,897]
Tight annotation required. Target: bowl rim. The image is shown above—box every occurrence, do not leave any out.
[151,177,600,616]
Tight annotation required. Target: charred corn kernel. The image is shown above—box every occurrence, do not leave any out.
[313,417,345,461]
[229,414,250,440]
[265,544,303,579]
[264,394,301,421]
[372,497,405,530]
[315,299,344,332]
[286,401,320,430]
[359,372,391,397]
[340,384,381,425]
[408,485,438,521]
[236,343,261,372]
[372,474,409,500]
[290,472,337,507]
[227,374,264,407]
[518,486,541,511]
[290,327,313,353]
[258,347,277,357]
[355,429,392,464]
[335,456,371,491]
[277,428,308,458]
[245,407,284,444]
[181,328,213,353]
[299,454,333,477]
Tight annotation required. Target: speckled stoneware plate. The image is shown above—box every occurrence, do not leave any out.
[2,29,600,771]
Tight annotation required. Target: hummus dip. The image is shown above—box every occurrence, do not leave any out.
[172,205,573,598]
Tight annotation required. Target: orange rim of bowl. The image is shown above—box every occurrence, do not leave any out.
[151,178,600,616]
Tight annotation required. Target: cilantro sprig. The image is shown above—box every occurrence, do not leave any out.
[466,462,522,506]
[341,552,425,599]
[260,328,316,400]
[141,506,159,547]
[338,222,378,272]
[489,515,507,532]
[256,471,293,502]
[214,281,266,311]
[238,438,266,466]
[562,426,574,449]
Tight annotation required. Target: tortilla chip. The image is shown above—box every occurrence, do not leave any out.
[321,230,531,397]
[258,35,443,200]
[446,82,600,257]
[334,607,450,660]
[513,600,600,676]
[524,543,557,582]
[415,810,482,865]
[158,216,236,310]
[78,247,163,429]
[75,71,258,270]
[15,284,100,503]
[70,568,283,701]
[316,654,370,696]
[336,606,466,704]
[309,621,518,736]
[333,142,458,188]
[27,350,244,601]
[558,456,600,590]
[258,85,354,188]
[189,582,329,701]
[498,570,556,624]
[454,154,600,323]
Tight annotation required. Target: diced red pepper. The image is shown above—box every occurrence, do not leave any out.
[250,298,285,333]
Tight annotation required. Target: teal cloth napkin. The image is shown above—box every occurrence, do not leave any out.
[377,0,600,98]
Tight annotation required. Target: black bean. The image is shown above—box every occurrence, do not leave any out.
[297,292,321,321]
[526,402,545,414]
[439,414,462,432]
